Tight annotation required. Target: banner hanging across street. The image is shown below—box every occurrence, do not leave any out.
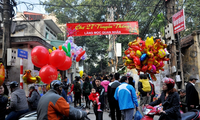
[66,21,139,37]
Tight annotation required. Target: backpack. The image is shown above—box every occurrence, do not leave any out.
[84,83,91,94]
[74,81,81,93]
[139,79,151,92]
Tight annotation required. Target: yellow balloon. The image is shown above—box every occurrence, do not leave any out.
[145,36,154,48]
[158,49,166,58]
[136,50,142,57]
[79,70,83,77]
[53,47,56,51]
[126,59,133,64]
[48,49,52,53]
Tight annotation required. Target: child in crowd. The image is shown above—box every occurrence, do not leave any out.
[88,88,102,112]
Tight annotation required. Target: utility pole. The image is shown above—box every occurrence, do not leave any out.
[165,0,184,89]
[2,0,11,69]
[165,0,176,81]
[107,6,117,73]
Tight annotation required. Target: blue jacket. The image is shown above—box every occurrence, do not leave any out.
[114,82,138,110]
[61,88,68,102]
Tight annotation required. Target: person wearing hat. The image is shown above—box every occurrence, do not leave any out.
[186,75,199,111]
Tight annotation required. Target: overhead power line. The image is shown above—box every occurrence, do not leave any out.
[18,1,186,9]
[21,15,46,39]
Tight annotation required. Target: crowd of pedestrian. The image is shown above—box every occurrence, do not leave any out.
[0,73,200,120]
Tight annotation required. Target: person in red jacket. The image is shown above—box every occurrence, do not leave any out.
[88,88,102,112]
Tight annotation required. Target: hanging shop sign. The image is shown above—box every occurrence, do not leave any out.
[172,9,186,34]
[66,21,139,37]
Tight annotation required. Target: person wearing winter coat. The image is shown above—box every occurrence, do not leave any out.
[89,88,102,111]
[138,74,151,112]
[83,77,92,109]
[149,78,181,120]
[93,77,105,120]
[62,77,69,95]
[128,77,135,89]
[6,81,29,120]
[0,83,9,120]
[107,73,121,120]
[114,76,139,120]
[101,76,110,111]
[186,75,199,111]
[27,86,41,111]
[37,80,88,120]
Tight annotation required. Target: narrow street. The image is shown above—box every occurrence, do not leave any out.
[70,102,160,120]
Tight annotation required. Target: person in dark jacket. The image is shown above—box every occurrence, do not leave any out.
[27,86,41,111]
[128,77,135,89]
[37,80,88,120]
[61,88,68,102]
[73,76,82,107]
[62,77,69,94]
[92,78,96,88]
[0,83,9,120]
[93,77,105,120]
[186,75,199,111]
[83,77,92,109]
[149,78,181,120]
[107,73,121,120]
[6,81,29,120]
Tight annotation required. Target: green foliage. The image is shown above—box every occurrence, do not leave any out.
[87,58,108,76]
[181,0,200,37]
[43,0,200,73]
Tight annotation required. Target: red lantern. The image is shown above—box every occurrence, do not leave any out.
[58,56,72,70]
[49,50,66,67]
[39,65,58,84]
[31,46,49,68]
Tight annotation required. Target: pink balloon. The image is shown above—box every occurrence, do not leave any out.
[152,65,156,73]
[49,50,66,67]
[57,56,72,70]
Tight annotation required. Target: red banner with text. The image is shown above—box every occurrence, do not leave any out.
[66,21,139,37]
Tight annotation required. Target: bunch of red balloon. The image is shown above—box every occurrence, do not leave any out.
[31,46,72,84]
[123,36,169,80]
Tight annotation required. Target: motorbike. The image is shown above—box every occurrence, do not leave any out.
[18,105,90,120]
[141,105,200,120]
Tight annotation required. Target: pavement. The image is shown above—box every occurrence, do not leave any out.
[70,100,159,120]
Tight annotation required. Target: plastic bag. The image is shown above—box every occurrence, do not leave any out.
[134,110,143,120]
[67,94,73,103]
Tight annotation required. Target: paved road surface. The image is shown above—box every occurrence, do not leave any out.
[71,102,159,120]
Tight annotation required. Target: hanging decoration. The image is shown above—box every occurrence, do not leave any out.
[23,70,41,84]
[123,37,169,80]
